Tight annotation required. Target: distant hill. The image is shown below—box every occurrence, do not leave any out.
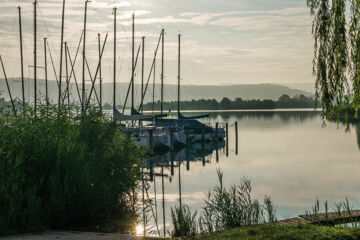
[281,82,315,93]
[0,78,313,106]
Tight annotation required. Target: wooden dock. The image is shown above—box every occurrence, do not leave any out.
[275,210,360,226]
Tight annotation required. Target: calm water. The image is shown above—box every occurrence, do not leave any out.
[143,110,360,236]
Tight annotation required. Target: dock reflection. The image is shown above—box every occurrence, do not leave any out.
[142,140,225,236]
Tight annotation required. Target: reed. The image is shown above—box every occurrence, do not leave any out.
[171,169,276,237]
[0,105,142,235]
[199,169,275,233]
[171,205,198,238]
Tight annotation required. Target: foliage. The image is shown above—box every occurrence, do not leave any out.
[0,105,142,236]
[171,205,198,238]
[143,95,315,111]
[307,0,360,119]
[192,224,360,240]
[171,170,276,237]
[199,170,276,233]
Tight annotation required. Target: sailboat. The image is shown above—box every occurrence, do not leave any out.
[155,34,225,143]
[111,13,172,150]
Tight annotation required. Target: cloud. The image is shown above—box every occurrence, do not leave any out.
[0,1,314,86]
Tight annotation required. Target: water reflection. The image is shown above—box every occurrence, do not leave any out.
[143,141,225,236]
[208,110,319,127]
[141,110,360,237]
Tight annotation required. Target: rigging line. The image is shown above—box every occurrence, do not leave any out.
[46,41,60,89]
[37,3,57,56]
[122,45,141,114]
[144,180,161,236]
[115,47,128,108]
[65,32,83,104]
[0,55,17,117]
[115,31,130,107]
[138,31,162,111]
[85,33,108,109]
[84,55,100,105]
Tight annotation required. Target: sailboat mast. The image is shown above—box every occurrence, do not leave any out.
[141,36,145,114]
[179,162,182,208]
[44,38,48,107]
[33,0,37,112]
[82,0,88,111]
[113,7,117,111]
[0,56,17,117]
[161,166,166,237]
[18,7,25,113]
[59,0,66,106]
[98,33,102,112]
[153,50,156,113]
[178,34,181,117]
[161,28,164,114]
[131,12,135,111]
[65,42,70,106]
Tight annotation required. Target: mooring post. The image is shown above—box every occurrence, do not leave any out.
[171,153,174,176]
[226,122,229,157]
[149,128,154,154]
[202,124,206,166]
[216,122,219,142]
[149,159,154,182]
[186,147,190,171]
[235,121,238,155]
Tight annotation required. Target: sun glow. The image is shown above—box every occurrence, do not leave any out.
[135,224,144,236]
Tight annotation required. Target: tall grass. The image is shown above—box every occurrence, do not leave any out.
[305,198,359,226]
[0,105,143,235]
[171,169,276,237]
[199,170,276,233]
[171,205,198,238]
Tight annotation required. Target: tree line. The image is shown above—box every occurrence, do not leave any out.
[143,94,315,111]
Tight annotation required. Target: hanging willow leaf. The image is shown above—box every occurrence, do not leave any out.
[308,0,332,116]
[350,0,360,117]
[307,0,351,120]
[328,0,348,113]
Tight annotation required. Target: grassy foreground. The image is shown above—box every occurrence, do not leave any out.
[196,224,360,240]
[0,106,143,236]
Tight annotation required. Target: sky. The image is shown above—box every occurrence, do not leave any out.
[0,0,314,87]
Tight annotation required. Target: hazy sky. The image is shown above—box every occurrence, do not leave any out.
[0,0,314,86]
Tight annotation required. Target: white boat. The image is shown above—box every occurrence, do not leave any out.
[135,127,171,150]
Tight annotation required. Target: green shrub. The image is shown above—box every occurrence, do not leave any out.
[0,105,142,235]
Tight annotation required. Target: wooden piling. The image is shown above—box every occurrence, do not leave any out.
[149,159,154,182]
[171,153,174,176]
[186,147,190,171]
[226,122,229,157]
[235,121,238,155]
[202,124,205,166]
[216,122,219,142]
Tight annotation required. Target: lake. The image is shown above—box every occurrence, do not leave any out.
[141,110,360,236]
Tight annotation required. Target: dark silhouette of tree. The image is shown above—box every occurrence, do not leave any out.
[142,95,315,111]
